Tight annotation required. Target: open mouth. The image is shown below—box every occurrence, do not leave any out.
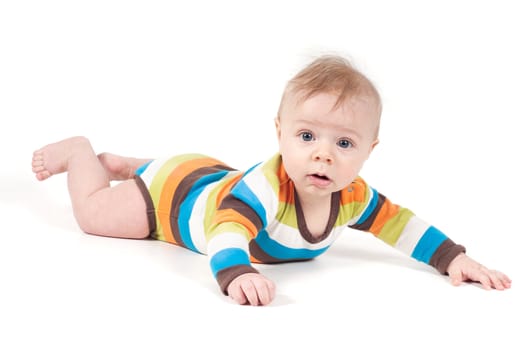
[311,174,329,181]
[308,173,332,187]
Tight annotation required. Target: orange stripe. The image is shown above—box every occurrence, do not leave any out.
[340,177,367,205]
[250,256,262,263]
[215,173,243,207]
[278,163,295,204]
[158,157,225,244]
[369,199,400,236]
[212,208,259,238]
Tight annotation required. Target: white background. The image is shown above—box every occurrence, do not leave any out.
[1,1,525,349]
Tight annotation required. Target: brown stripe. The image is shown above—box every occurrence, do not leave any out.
[249,240,283,263]
[218,194,263,232]
[349,192,386,231]
[134,175,157,237]
[295,191,341,243]
[429,238,466,274]
[216,264,259,295]
[170,164,234,246]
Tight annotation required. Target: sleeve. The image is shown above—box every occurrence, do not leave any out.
[348,180,465,274]
[206,174,273,294]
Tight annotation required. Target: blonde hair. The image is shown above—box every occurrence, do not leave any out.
[277,55,382,135]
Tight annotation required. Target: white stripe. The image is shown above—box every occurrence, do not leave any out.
[187,174,238,254]
[137,157,173,188]
[207,232,251,257]
[394,215,430,255]
[266,220,344,250]
[353,185,375,226]
[187,183,212,254]
[240,166,278,226]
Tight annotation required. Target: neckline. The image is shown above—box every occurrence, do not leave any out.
[294,190,340,244]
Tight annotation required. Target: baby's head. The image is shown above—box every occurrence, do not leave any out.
[275,55,383,197]
[277,55,382,139]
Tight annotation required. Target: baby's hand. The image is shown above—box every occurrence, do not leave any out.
[446,253,512,290]
[227,272,276,306]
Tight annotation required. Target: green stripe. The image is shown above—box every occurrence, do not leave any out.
[149,154,208,241]
[207,221,254,241]
[276,201,298,228]
[261,154,282,195]
[336,198,369,227]
[203,175,236,237]
[377,208,415,246]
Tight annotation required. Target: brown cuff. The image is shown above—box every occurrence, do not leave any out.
[134,175,157,236]
[216,265,259,295]
[429,238,466,275]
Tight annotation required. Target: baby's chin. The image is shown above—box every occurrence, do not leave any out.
[293,181,338,197]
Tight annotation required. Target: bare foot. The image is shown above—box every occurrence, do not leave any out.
[97,153,152,181]
[32,136,90,181]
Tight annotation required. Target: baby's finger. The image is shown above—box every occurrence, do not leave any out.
[489,271,512,290]
[257,285,271,306]
[241,281,259,306]
[448,268,463,286]
[473,269,492,290]
[267,280,276,300]
[252,279,274,305]
[500,272,512,287]
[229,285,248,305]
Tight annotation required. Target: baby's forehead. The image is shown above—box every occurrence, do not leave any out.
[283,91,381,136]
[290,90,380,114]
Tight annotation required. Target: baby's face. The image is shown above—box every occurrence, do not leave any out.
[276,92,379,200]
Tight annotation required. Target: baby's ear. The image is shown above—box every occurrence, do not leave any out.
[369,139,379,153]
[274,117,281,138]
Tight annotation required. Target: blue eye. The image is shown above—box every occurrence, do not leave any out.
[337,139,352,149]
[301,132,313,142]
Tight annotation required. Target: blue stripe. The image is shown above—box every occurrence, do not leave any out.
[135,160,153,176]
[210,248,251,277]
[255,230,329,260]
[356,187,379,225]
[411,226,448,263]
[243,161,261,175]
[231,180,268,228]
[178,171,229,252]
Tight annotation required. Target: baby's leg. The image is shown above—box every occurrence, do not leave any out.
[97,152,153,181]
[32,136,150,239]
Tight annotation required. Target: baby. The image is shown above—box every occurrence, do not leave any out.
[32,55,511,306]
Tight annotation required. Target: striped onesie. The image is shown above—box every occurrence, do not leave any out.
[134,153,465,293]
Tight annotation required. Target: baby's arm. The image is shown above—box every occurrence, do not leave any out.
[347,179,512,290]
[227,273,276,306]
[446,253,511,290]
[208,167,280,305]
